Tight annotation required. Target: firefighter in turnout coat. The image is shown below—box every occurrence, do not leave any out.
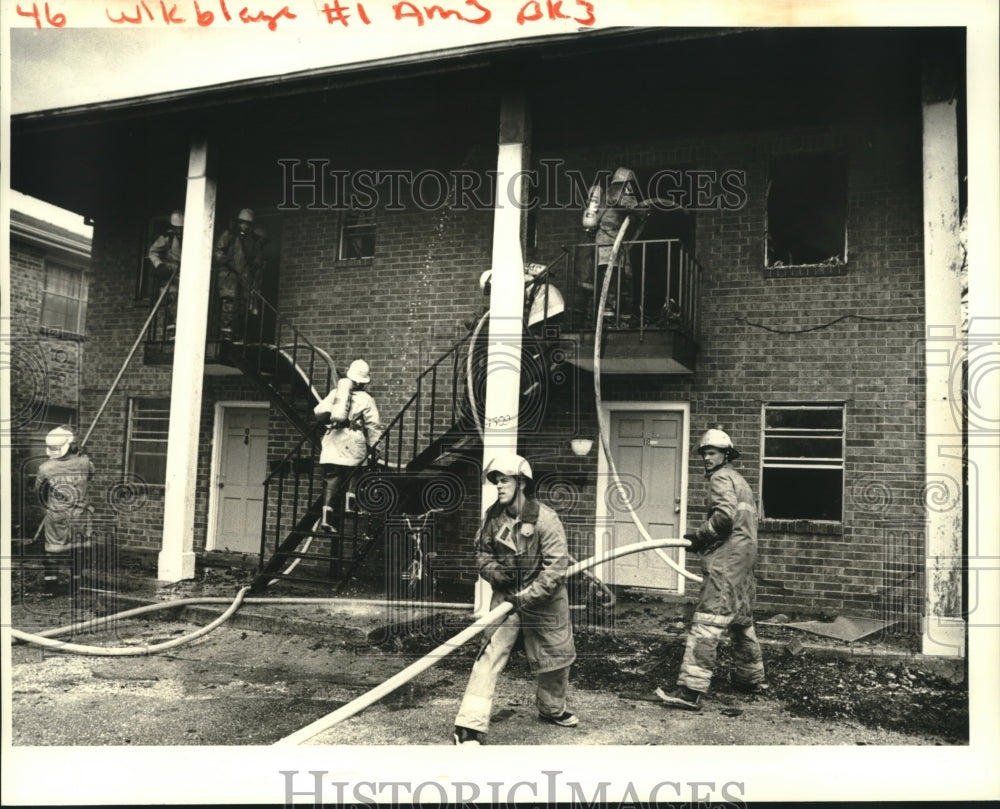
[35,426,95,597]
[147,210,184,339]
[212,208,267,340]
[452,454,578,745]
[656,429,766,710]
[312,359,381,533]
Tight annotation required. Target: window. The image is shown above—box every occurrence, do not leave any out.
[760,403,844,521]
[126,398,170,486]
[40,260,88,335]
[766,153,847,268]
[338,210,375,260]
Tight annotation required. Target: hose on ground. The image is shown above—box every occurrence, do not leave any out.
[11,595,473,649]
[273,537,688,746]
[10,587,251,656]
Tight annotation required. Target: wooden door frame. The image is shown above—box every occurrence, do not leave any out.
[594,401,690,595]
[206,401,269,553]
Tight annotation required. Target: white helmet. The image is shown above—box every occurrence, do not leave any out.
[169,210,184,228]
[483,453,533,484]
[697,428,740,460]
[346,359,371,384]
[45,426,75,459]
[478,270,493,294]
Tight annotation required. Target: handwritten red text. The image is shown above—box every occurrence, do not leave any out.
[517,0,595,26]
[320,1,371,26]
[106,1,296,29]
[392,0,490,26]
[16,2,67,27]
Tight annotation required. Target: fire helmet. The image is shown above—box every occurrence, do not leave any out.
[45,426,75,459]
[237,208,255,224]
[169,210,184,228]
[346,359,371,385]
[697,428,740,460]
[479,270,493,294]
[483,453,533,485]
[608,167,639,205]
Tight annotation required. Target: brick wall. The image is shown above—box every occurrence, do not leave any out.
[526,114,927,622]
[8,237,85,539]
[68,51,932,625]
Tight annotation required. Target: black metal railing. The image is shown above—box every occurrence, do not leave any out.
[256,328,479,590]
[561,238,702,339]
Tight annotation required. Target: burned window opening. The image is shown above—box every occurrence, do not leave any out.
[766,153,848,268]
[338,209,376,261]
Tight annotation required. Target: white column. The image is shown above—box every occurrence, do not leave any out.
[474,94,530,616]
[921,92,965,656]
[158,136,217,582]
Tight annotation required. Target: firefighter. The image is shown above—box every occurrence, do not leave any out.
[656,428,766,710]
[213,208,267,340]
[312,360,382,533]
[35,427,95,598]
[147,210,184,340]
[582,166,647,326]
[452,453,577,745]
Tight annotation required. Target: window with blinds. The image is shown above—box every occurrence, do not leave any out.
[760,403,845,521]
[126,398,170,486]
[40,260,88,335]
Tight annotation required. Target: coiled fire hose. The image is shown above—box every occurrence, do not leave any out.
[274,537,688,746]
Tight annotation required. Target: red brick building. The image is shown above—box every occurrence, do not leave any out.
[9,27,967,654]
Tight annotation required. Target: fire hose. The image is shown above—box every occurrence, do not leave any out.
[464,219,701,586]
[273,537,688,746]
[595,213,702,584]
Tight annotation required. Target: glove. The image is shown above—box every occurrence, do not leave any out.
[316,411,332,425]
[683,532,706,553]
[481,561,514,589]
[503,594,521,614]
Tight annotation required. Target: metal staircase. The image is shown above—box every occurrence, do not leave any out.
[142,266,571,595]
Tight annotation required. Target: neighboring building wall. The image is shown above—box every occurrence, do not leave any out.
[8,212,89,539]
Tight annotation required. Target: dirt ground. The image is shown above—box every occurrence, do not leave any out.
[7,568,968,747]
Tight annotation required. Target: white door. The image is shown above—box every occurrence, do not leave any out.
[212,406,268,554]
[600,408,686,591]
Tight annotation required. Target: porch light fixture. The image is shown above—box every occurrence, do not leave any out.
[570,438,594,456]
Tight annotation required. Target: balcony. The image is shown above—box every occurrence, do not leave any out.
[555,238,701,375]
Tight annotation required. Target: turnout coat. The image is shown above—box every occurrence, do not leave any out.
[313,383,381,467]
[476,497,577,673]
[690,463,759,627]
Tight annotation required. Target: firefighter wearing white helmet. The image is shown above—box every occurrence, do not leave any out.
[313,359,381,533]
[452,453,577,745]
[476,263,565,329]
[213,207,268,340]
[147,209,185,339]
[35,427,95,597]
[582,166,648,326]
[656,427,766,711]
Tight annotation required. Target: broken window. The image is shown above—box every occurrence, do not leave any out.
[126,397,170,486]
[40,259,88,336]
[766,153,847,267]
[338,209,375,260]
[760,403,844,521]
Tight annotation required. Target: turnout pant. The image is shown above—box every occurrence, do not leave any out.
[677,612,765,693]
[455,613,570,733]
